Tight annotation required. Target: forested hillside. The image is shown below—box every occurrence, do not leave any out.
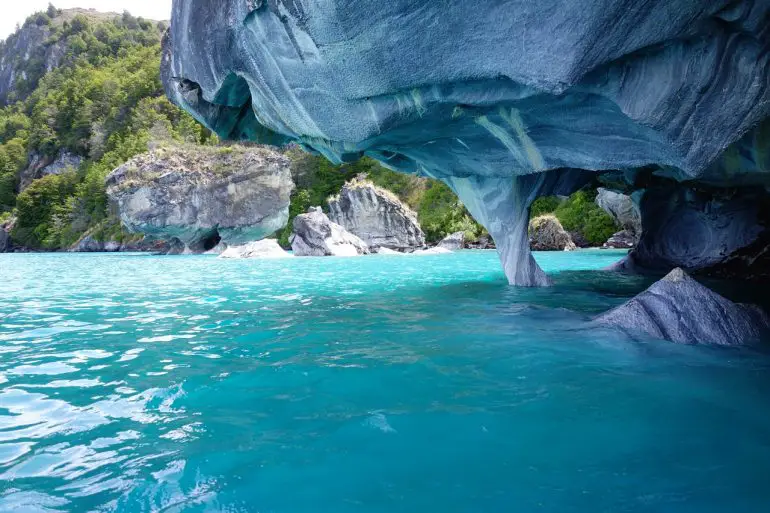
[0,5,615,251]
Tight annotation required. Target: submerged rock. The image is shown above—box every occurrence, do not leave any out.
[595,268,770,345]
[219,239,292,259]
[328,178,425,251]
[163,1,770,286]
[437,232,465,251]
[105,145,293,253]
[529,215,577,251]
[290,207,370,257]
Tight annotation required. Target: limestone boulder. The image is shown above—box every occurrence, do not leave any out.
[219,239,292,259]
[328,178,424,251]
[290,207,370,257]
[437,232,465,251]
[529,215,577,251]
[105,145,293,253]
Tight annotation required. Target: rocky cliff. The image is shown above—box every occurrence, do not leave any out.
[162,0,770,287]
[105,145,293,252]
[291,207,370,257]
[328,178,425,251]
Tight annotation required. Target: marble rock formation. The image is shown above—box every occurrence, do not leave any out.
[595,268,770,345]
[328,178,425,251]
[219,239,292,259]
[614,181,770,279]
[529,215,577,251]
[290,207,371,257]
[437,232,465,251]
[596,188,641,248]
[602,230,636,249]
[596,188,641,236]
[412,247,452,256]
[105,145,293,253]
[162,1,770,286]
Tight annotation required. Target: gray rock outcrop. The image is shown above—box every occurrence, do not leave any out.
[595,268,770,346]
[327,178,425,251]
[529,215,577,251]
[219,239,292,259]
[596,188,641,238]
[290,207,370,257]
[105,145,293,253]
[437,232,465,251]
[603,230,636,249]
[19,151,83,191]
[615,182,770,279]
[162,1,770,286]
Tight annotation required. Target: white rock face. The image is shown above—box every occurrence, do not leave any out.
[290,207,370,257]
[437,232,465,251]
[328,179,425,251]
[219,240,292,259]
[376,247,403,255]
[411,247,452,255]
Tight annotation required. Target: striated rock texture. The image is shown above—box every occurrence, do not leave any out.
[614,180,770,279]
[529,215,577,252]
[105,145,293,252]
[437,232,465,251]
[596,188,641,237]
[19,152,83,191]
[328,178,424,251]
[603,230,637,249]
[163,1,770,285]
[595,268,770,345]
[219,239,292,259]
[290,207,370,257]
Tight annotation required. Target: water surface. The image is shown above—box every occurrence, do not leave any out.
[1,250,769,512]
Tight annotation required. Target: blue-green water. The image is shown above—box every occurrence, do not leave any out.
[1,250,769,512]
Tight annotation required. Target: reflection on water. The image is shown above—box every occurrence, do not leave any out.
[0,250,769,512]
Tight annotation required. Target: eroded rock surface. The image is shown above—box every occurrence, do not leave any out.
[290,207,370,257]
[616,181,770,278]
[595,268,770,345]
[105,145,293,252]
[328,178,424,251]
[529,215,577,252]
[596,188,641,237]
[163,1,770,285]
[437,232,465,251]
[219,239,292,259]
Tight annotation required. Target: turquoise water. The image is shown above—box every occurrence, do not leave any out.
[1,250,769,512]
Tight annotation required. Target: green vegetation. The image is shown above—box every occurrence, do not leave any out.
[277,149,484,246]
[0,5,212,249]
[532,189,618,245]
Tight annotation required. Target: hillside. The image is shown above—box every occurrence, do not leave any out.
[0,6,211,249]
